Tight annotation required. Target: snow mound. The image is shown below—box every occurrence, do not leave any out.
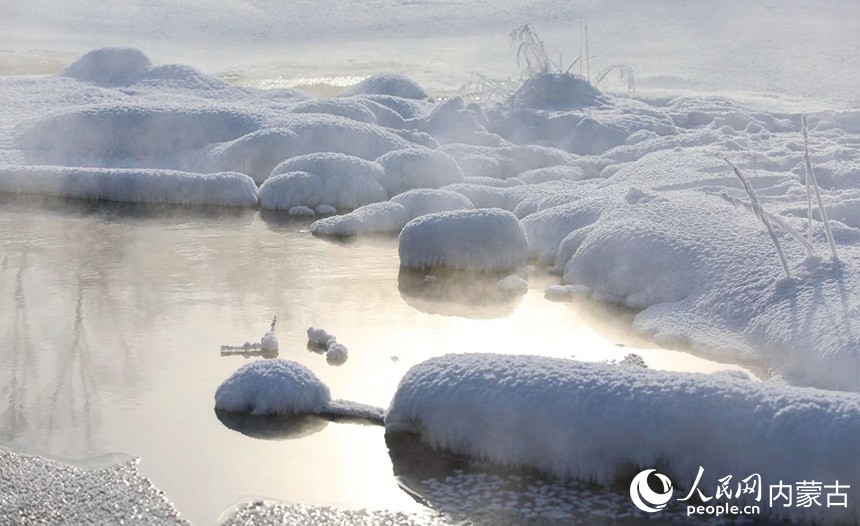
[339,74,430,100]
[134,64,235,92]
[508,73,608,110]
[262,153,387,210]
[215,359,331,416]
[288,98,379,125]
[209,115,414,183]
[0,165,258,207]
[385,354,860,523]
[496,274,528,294]
[59,47,152,86]
[398,208,528,271]
[376,148,464,195]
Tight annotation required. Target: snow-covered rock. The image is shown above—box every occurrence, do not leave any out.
[496,274,528,294]
[325,343,349,366]
[385,353,860,523]
[307,327,335,347]
[215,359,330,415]
[508,73,608,110]
[310,189,474,236]
[260,331,279,353]
[390,188,475,218]
[398,208,529,272]
[59,47,153,87]
[288,205,316,217]
[261,153,387,211]
[311,201,410,236]
[376,148,464,195]
[339,73,430,100]
[209,115,415,184]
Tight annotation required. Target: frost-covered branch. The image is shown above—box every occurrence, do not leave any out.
[801,116,839,261]
[724,157,792,277]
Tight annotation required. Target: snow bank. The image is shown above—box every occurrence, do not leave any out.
[339,74,430,100]
[261,153,387,210]
[17,103,261,162]
[398,209,528,271]
[385,354,860,523]
[215,360,331,416]
[517,147,860,391]
[376,148,464,195]
[0,165,259,207]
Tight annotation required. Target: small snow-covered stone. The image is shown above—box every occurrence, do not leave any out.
[496,274,528,294]
[215,359,330,415]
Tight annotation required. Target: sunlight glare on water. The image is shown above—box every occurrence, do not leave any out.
[0,198,752,524]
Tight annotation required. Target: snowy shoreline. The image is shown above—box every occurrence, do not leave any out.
[3,47,859,393]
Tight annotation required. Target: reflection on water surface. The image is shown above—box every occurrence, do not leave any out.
[0,197,751,524]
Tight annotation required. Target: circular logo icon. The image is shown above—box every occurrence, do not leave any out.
[630,469,674,513]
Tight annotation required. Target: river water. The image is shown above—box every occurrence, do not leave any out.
[0,196,751,524]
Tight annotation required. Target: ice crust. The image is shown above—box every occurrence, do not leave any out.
[0,447,188,526]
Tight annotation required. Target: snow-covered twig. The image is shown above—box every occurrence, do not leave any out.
[724,157,792,277]
[801,116,839,261]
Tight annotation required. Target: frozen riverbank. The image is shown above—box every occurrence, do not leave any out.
[5,47,857,391]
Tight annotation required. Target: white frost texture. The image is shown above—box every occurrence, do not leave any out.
[214,359,331,416]
[398,209,528,271]
[385,353,860,523]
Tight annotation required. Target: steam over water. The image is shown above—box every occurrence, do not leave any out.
[0,197,750,524]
